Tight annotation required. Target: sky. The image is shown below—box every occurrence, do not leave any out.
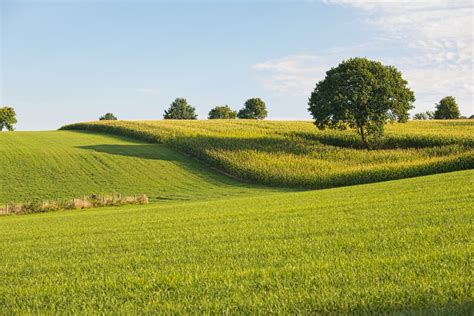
[1,0,473,131]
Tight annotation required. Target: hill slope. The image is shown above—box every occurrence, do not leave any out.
[0,131,283,203]
[62,120,474,188]
[0,170,472,313]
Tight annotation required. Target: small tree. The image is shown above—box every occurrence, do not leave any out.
[237,98,268,119]
[308,57,415,149]
[208,105,237,119]
[0,106,17,131]
[163,98,198,120]
[99,113,118,120]
[412,111,434,120]
[434,96,460,119]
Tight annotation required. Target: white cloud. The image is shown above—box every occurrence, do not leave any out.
[252,54,334,96]
[253,0,473,114]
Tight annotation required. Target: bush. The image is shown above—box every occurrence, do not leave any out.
[0,193,149,216]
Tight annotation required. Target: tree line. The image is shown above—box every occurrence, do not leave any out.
[1,57,471,149]
[94,98,268,121]
[163,97,268,120]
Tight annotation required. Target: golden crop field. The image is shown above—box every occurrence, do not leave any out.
[61,120,474,188]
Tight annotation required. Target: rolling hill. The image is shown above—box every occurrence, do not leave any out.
[0,170,472,313]
[0,121,472,313]
[62,120,474,188]
[0,131,284,203]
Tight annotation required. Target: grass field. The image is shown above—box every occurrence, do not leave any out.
[0,170,472,313]
[0,131,283,203]
[62,120,474,188]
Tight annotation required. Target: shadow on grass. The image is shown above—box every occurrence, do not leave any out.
[78,144,176,161]
[77,143,297,192]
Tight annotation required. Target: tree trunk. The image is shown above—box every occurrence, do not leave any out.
[359,126,371,150]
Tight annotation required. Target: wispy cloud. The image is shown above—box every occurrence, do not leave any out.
[253,0,473,114]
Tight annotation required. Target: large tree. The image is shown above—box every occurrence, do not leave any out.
[308,57,415,148]
[208,105,237,119]
[0,106,17,131]
[237,98,268,119]
[163,98,198,120]
[434,96,460,119]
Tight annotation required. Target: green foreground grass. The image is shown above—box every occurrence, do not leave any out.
[62,120,474,188]
[0,131,283,203]
[0,170,472,313]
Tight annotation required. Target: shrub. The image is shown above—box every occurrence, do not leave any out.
[0,193,149,216]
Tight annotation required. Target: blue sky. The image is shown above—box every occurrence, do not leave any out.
[1,0,472,130]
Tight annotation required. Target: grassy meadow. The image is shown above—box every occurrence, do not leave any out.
[62,120,474,188]
[0,170,472,313]
[0,131,283,203]
[1,120,472,313]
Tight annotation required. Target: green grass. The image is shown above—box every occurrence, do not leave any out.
[61,120,474,188]
[0,131,283,203]
[0,170,472,313]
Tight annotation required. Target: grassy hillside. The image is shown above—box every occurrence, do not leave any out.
[0,131,282,203]
[62,120,474,188]
[0,170,472,313]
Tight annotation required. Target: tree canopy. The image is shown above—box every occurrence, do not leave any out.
[434,96,460,119]
[308,57,415,148]
[99,113,118,121]
[412,111,434,120]
[163,98,198,120]
[0,106,17,131]
[237,98,268,120]
[208,105,237,119]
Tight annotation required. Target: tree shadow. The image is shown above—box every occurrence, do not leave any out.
[78,144,176,161]
[76,143,299,191]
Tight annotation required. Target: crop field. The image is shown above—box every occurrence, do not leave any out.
[0,170,472,313]
[0,131,283,203]
[62,120,474,188]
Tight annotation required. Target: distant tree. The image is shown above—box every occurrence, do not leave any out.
[163,98,198,120]
[412,111,434,120]
[434,96,460,119]
[0,106,17,131]
[237,98,268,119]
[208,105,237,119]
[99,113,118,120]
[469,115,474,119]
[308,57,415,149]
